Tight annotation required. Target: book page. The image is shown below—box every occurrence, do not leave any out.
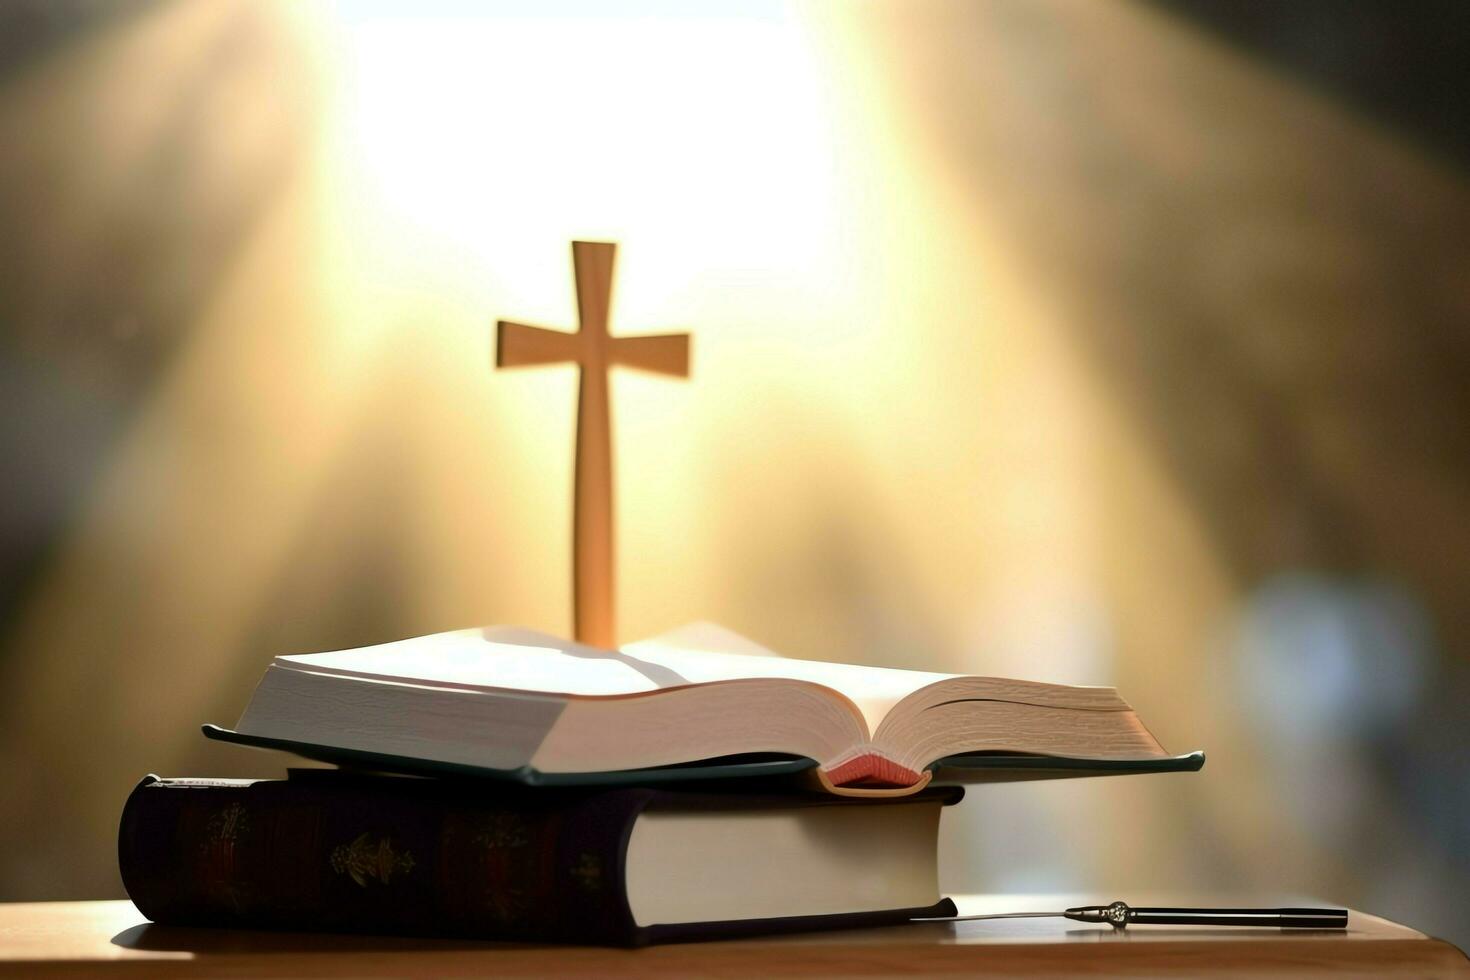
[624,623,956,732]
[274,623,956,731]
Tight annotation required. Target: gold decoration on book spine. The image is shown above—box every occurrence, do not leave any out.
[450,811,535,924]
[330,832,416,887]
[199,803,249,911]
[201,803,247,851]
[571,853,602,892]
[471,812,530,850]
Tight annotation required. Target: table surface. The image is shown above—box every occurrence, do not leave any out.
[1,895,1465,978]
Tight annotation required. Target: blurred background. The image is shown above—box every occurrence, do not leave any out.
[1,0,1468,948]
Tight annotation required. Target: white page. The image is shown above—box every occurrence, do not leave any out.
[275,623,956,727]
[625,623,955,728]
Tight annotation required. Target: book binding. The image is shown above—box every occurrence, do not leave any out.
[202,723,1204,792]
[119,772,959,946]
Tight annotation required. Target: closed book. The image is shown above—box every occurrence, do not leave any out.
[119,770,960,946]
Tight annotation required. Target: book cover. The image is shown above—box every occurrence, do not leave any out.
[119,771,961,947]
[203,723,1205,788]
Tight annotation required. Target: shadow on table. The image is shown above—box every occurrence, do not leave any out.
[111,923,534,955]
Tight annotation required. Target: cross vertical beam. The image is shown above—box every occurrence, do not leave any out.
[496,241,690,649]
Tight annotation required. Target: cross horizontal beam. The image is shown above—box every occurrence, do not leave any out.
[496,320,580,368]
[610,333,690,376]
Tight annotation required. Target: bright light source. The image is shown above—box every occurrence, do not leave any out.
[327,2,838,283]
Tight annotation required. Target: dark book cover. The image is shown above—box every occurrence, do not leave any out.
[202,723,1205,788]
[119,770,960,947]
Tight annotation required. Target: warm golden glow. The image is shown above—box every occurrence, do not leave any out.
[0,0,1465,946]
[335,4,838,271]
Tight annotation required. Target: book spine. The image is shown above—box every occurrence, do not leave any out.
[118,775,648,946]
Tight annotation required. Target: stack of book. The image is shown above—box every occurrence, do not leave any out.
[120,623,1201,946]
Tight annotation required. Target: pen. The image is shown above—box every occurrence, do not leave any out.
[916,900,1348,929]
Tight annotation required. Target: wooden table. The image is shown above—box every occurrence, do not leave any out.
[1,895,1465,978]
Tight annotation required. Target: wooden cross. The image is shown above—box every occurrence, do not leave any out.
[496,241,690,650]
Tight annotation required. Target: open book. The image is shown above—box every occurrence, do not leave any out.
[209,623,1201,797]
